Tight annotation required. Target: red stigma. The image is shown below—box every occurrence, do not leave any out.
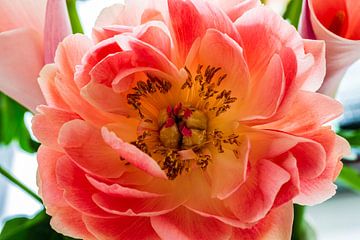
[165,118,175,128]
[181,126,192,137]
[173,102,182,115]
[184,108,192,119]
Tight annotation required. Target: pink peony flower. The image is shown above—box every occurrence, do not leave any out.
[32,0,349,239]
[299,0,360,97]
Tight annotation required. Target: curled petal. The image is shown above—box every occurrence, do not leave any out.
[102,127,167,179]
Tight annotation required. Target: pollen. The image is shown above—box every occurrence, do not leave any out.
[127,65,240,180]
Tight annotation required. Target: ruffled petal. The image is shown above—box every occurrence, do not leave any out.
[207,136,250,199]
[102,127,167,179]
[37,146,96,239]
[32,106,79,150]
[151,206,232,240]
[294,127,350,205]
[83,215,160,240]
[231,202,293,240]
[58,119,134,178]
[257,91,343,134]
[168,0,239,63]
[55,155,115,217]
[225,159,290,223]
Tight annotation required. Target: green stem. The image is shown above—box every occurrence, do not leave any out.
[291,204,306,240]
[66,0,84,34]
[0,166,42,204]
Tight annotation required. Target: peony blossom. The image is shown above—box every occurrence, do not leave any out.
[31,0,349,239]
[299,0,360,97]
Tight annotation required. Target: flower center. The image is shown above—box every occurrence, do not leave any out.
[126,65,240,180]
[158,104,208,150]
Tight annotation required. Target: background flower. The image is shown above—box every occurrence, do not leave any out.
[299,0,360,97]
[0,0,46,112]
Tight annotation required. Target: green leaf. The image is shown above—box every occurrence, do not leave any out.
[337,129,360,147]
[283,0,303,29]
[0,92,39,153]
[0,210,77,240]
[337,165,360,192]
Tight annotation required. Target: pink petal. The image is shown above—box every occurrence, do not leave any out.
[87,175,163,198]
[37,146,96,239]
[225,0,261,22]
[32,106,79,150]
[44,0,71,63]
[295,128,350,205]
[207,137,250,199]
[75,37,121,89]
[298,39,326,92]
[258,91,343,134]
[0,0,46,32]
[55,155,115,217]
[58,119,131,178]
[168,0,239,63]
[235,6,303,81]
[115,34,179,77]
[225,159,290,223]
[187,29,250,107]
[231,202,293,240]
[81,82,131,115]
[0,28,45,111]
[272,153,300,207]
[54,35,126,126]
[239,54,285,121]
[151,206,232,240]
[49,207,96,240]
[37,146,67,209]
[38,64,71,110]
[92,191,185,217]
[102,127,167,179]
[185,170,252,228]
[83,215,160,240]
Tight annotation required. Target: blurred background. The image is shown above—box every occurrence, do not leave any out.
[0,0,359,239]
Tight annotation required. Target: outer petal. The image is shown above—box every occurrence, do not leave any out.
[294,128,350,205]
[151,206,232,240]
[37,146,96,239]
[257,91,343,134]
[32,106,79,150]
[83,216,160,240]
[0,28,45,111]
[225,159,290,223]
[231,202,293,240]
[58,119,133,178]
[38,64,71,110]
